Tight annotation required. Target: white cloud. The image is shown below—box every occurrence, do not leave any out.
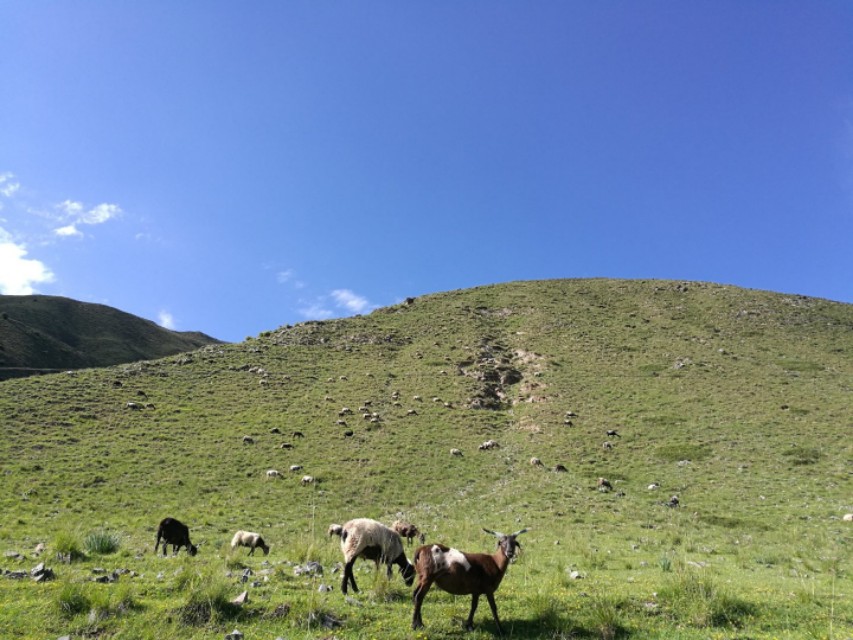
[57,200,84,218]
[158,310,176,330]
[0,173,21,198]
[331,288,370,314]
[0,228,55,294]
[298,303,333,320]
[54,224,83,238]
[82,203,121,225]
[277,269,295,284]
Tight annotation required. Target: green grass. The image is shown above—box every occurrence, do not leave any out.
[0,278,851,639]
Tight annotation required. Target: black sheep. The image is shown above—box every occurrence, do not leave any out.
[155,517,198,556]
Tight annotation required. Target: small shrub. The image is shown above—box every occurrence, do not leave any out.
[586,593,626,640]
[658,568,755,628]
[57,583,90,618]
[84,530,121,555]
[53,531,85,561]
[177,571,241,626]
[659,555,672,572]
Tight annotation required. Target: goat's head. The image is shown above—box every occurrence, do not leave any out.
[483,528,528,562]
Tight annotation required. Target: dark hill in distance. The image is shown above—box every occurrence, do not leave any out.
[0,295,222,379]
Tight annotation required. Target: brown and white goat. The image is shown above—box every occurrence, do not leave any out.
[411,527,528,634]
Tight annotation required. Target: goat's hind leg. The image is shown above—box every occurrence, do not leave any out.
[411,578,433,630]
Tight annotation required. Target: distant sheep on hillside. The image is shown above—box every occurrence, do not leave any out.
[231,530,270,556]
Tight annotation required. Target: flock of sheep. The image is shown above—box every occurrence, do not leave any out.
[153,515,527,632]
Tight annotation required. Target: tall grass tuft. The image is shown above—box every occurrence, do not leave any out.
[586,593,627,640]
[658,567,755,628]
[176,568,242,626]
[53,531,85,562]
[56,582,90,618]
[84,529,121,555]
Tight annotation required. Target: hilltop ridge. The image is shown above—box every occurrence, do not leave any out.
[0,294,221,379]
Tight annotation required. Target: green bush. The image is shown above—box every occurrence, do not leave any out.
[84,529,121,554]
[53,531,85,562]
[57,583,90,618]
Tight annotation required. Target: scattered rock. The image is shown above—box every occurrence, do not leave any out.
[232,591,249,606]
[294,561,323,576]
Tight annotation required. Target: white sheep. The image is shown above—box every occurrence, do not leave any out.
[266,469,281,479]
[301,475,315,485]
[230,530,270,556]
[843,513,853,522]
[530,457,543,467]
[450,448,463,457]
[339,518,415,594]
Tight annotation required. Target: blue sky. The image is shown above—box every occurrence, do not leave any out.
[1,3,851,342]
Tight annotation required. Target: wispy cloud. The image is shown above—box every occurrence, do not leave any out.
[276,268,305,289]
[53,200,122,236]
[158,310,176,330]
[298,302,333,320]
[0,227,55,294]
[0,173,21,198]
[331,288,371,313]
[54,224,83,238]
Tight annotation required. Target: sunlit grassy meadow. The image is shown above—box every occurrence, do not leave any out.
[1,279,851,639]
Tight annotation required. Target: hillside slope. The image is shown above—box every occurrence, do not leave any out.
[0,295,221,379]
[0,279,850,639]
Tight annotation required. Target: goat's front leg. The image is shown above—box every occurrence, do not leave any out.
[486,592,503,635]
[465,593,480,631]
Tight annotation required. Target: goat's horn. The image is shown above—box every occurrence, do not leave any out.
[510,528,529,537]
[483,528,505,538]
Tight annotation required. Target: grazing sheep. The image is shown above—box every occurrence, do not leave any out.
[553,464,568,473]
[606,429,621,438]
[242,435,255,445]
[328,523,343,537]
[450,448,463,457]
[647,482,660,490]
[266,469,281,479]
[530,457,543,467]
[279,442,293,449]
[301,475,315,485]
[289,464,303,472]
[667,495,680,508]
[339,518,415,594]
[411,528,528,633]
[154,517,198,556]
[393,520,424,545]
[479,440,500,451]
[602,441,613,450]
[292,431,305,438]
[230,530,270,556]
[597,477,613,492]
[842,513,853,522]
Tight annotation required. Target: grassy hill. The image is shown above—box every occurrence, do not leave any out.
[0,279,850,639]
[0,295,221,379]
